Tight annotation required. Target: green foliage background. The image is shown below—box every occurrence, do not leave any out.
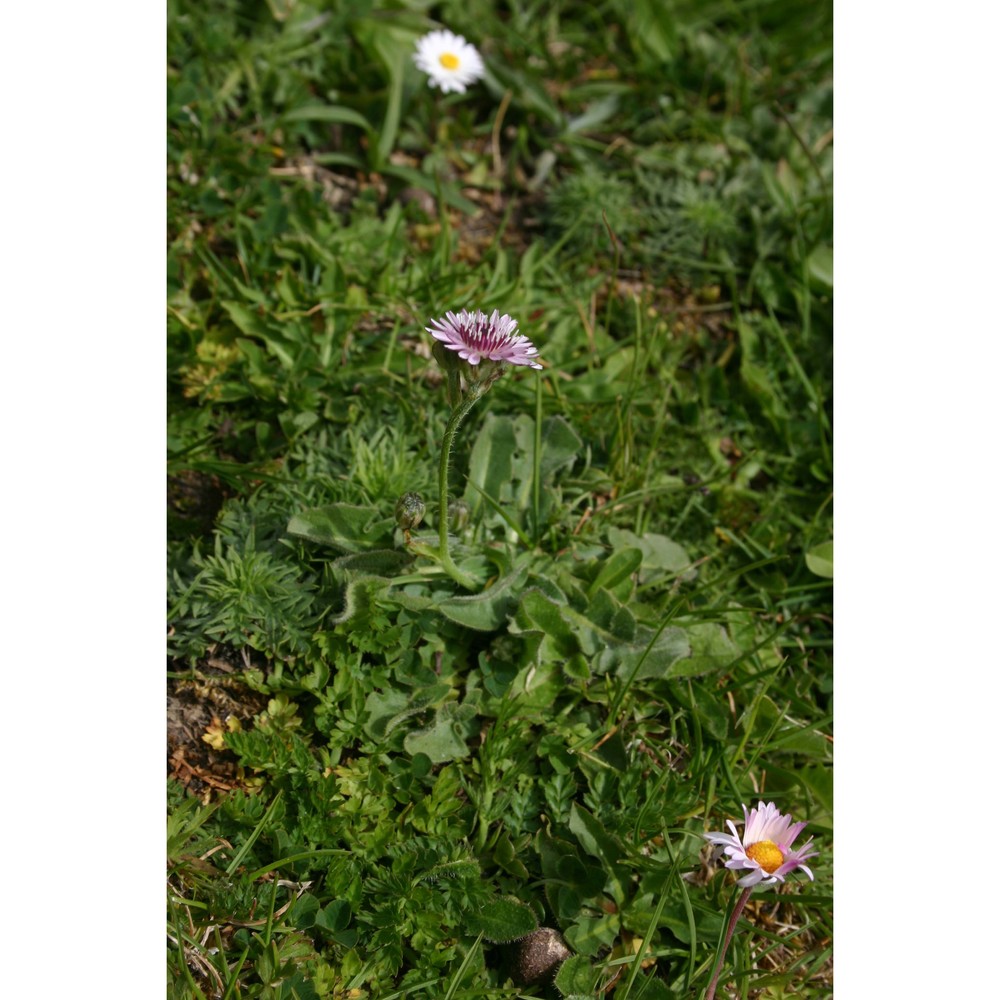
[168,0,832,996]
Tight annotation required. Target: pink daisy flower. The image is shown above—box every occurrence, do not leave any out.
[704,801,818,888]
[426,309,543,370]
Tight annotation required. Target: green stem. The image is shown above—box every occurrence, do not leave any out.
[532,372,542,543]
[437,388,485,590]
[705,885,752,1000]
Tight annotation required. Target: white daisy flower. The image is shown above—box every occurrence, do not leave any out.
[413,29,485,94]
[704,801,818,888]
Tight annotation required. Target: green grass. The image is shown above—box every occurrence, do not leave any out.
[167,0,832,996]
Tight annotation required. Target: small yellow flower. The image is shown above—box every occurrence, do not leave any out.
[202,715,242,750]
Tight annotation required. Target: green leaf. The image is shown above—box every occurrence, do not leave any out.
[568,803,623,866]
[538,415,584,480]
[362,688,409,740]
[625,971,672,999]
[563,913,620,957]
[403,702,477,762]
[282,104,372,130]
[220,299,269,338]
[288,892,320,930]
[808,245,834,289]
[735,317,791,431]
[553,954,599,996]
[315,899,351,933]
[514,588,579,655]
[588,546,642,598]
[331,549,412,576]
[346,17,420,169]
[437,564,528,630]
[555,856,606,899]
[383,686,452,737]
[605,527,692,579]
[494,830,531,879]
[507,414,582,510]
[693,691,730,740]
[666,622,739,678]
[805,540,833,578]
[464,897,538,943]
[566,95,621,135]
[568,803,627,903]
[329,576,389,626]
[221,301,297,370]
[464,413,517,513]
[508,659,566,710]
[799,764,833,813]
[379,164,482,214]
[425,859,481,883]
[615,625,690,680]
[363,684,450,740]
[286,504,395,552]
[752,697,831,756]
[594,729,628,772]
[630,0,678,62]
[536,829,604,921]
[516,586,692,679]
[376,64,404,169]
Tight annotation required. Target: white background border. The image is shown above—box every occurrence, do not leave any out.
[3,0,998,994]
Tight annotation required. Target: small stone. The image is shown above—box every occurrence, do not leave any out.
[511,927,572,985]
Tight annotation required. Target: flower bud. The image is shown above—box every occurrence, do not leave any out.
[395,492,426,532]
[431,340,461,374]
[448,499,471,532]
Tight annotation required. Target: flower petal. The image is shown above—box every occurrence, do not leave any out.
[708,801,818,889]
[425,308,543,369]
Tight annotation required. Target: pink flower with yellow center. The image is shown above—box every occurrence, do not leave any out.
[426,308,543,369]
[704,801,818,888]
[413,30,485,94]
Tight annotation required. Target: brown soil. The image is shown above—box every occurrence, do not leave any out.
[167,646,269,802]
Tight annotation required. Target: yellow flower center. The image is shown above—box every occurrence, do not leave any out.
[745,840,784,873]
[439,52,460,70]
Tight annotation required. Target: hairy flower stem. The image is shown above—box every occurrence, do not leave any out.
[436,387,484,590]
[705,886,752,1000]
